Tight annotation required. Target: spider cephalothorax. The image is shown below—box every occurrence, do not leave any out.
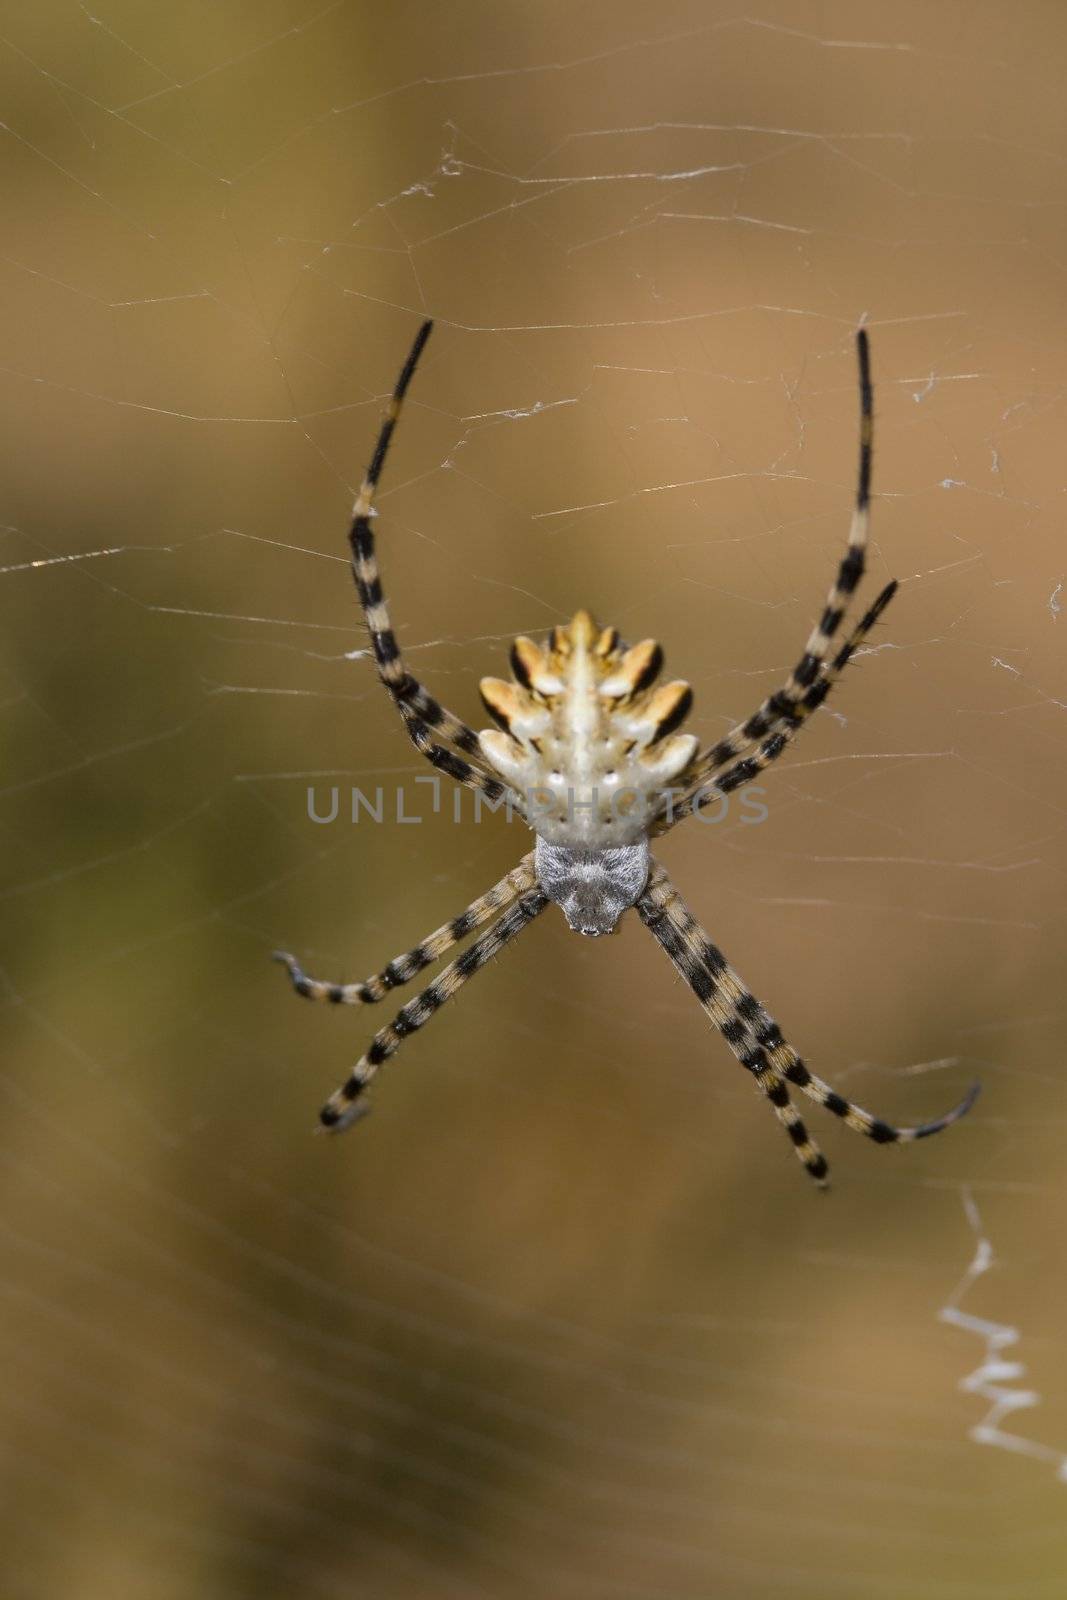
[533,837,651,937]
[275,319,978,1184]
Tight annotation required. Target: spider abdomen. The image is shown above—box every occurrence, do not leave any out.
[478,609,698,847]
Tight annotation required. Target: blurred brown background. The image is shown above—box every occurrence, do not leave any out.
[1,2,1066,1596]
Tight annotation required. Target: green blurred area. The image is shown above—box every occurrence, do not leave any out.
[2,3,1067,1596]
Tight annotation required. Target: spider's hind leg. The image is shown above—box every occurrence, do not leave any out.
[348,320,510,804]
[658,577,898,831]
[657,329,882,832]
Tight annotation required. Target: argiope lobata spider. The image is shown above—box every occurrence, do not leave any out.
[275,320,978,1186]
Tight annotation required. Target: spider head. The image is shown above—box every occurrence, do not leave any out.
[534,837,650,936]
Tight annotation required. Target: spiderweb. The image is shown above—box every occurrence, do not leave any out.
[3,3,1067,1596]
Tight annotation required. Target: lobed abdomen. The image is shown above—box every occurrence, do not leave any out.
[478,609,699,845]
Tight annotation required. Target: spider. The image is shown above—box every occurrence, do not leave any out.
[275,320,978,1185]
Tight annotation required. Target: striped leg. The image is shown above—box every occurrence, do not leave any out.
[747,328,874,706]
[349,319,509,803]
[637,863,829,1185]
[661,328,875,820]
[660,578,897,829]
[319,886,549,1132]
[275,853,536,1006]
[638,860,978,1182]
[728,984,979,1148]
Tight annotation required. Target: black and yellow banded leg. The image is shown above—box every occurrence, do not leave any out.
[660,577,897,829]
[348,318,504,787]
[319,886,549,1132]
[733,989,979,1146]
[777,327,873,700]
[638,860,977,1180]
[636,865,829,1185]
[400,705,516,809]
[274,853,537,1006]
[657,329,877,830]
[671,579,895,825]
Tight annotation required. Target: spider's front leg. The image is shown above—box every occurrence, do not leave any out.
[275,851,537,998]
[637,870,829,1185]
[318,884,548,1132]
[637,860,978,1185]
[275,854,537,1005]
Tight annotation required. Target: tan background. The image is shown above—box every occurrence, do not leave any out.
[1,2,1065,1596]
